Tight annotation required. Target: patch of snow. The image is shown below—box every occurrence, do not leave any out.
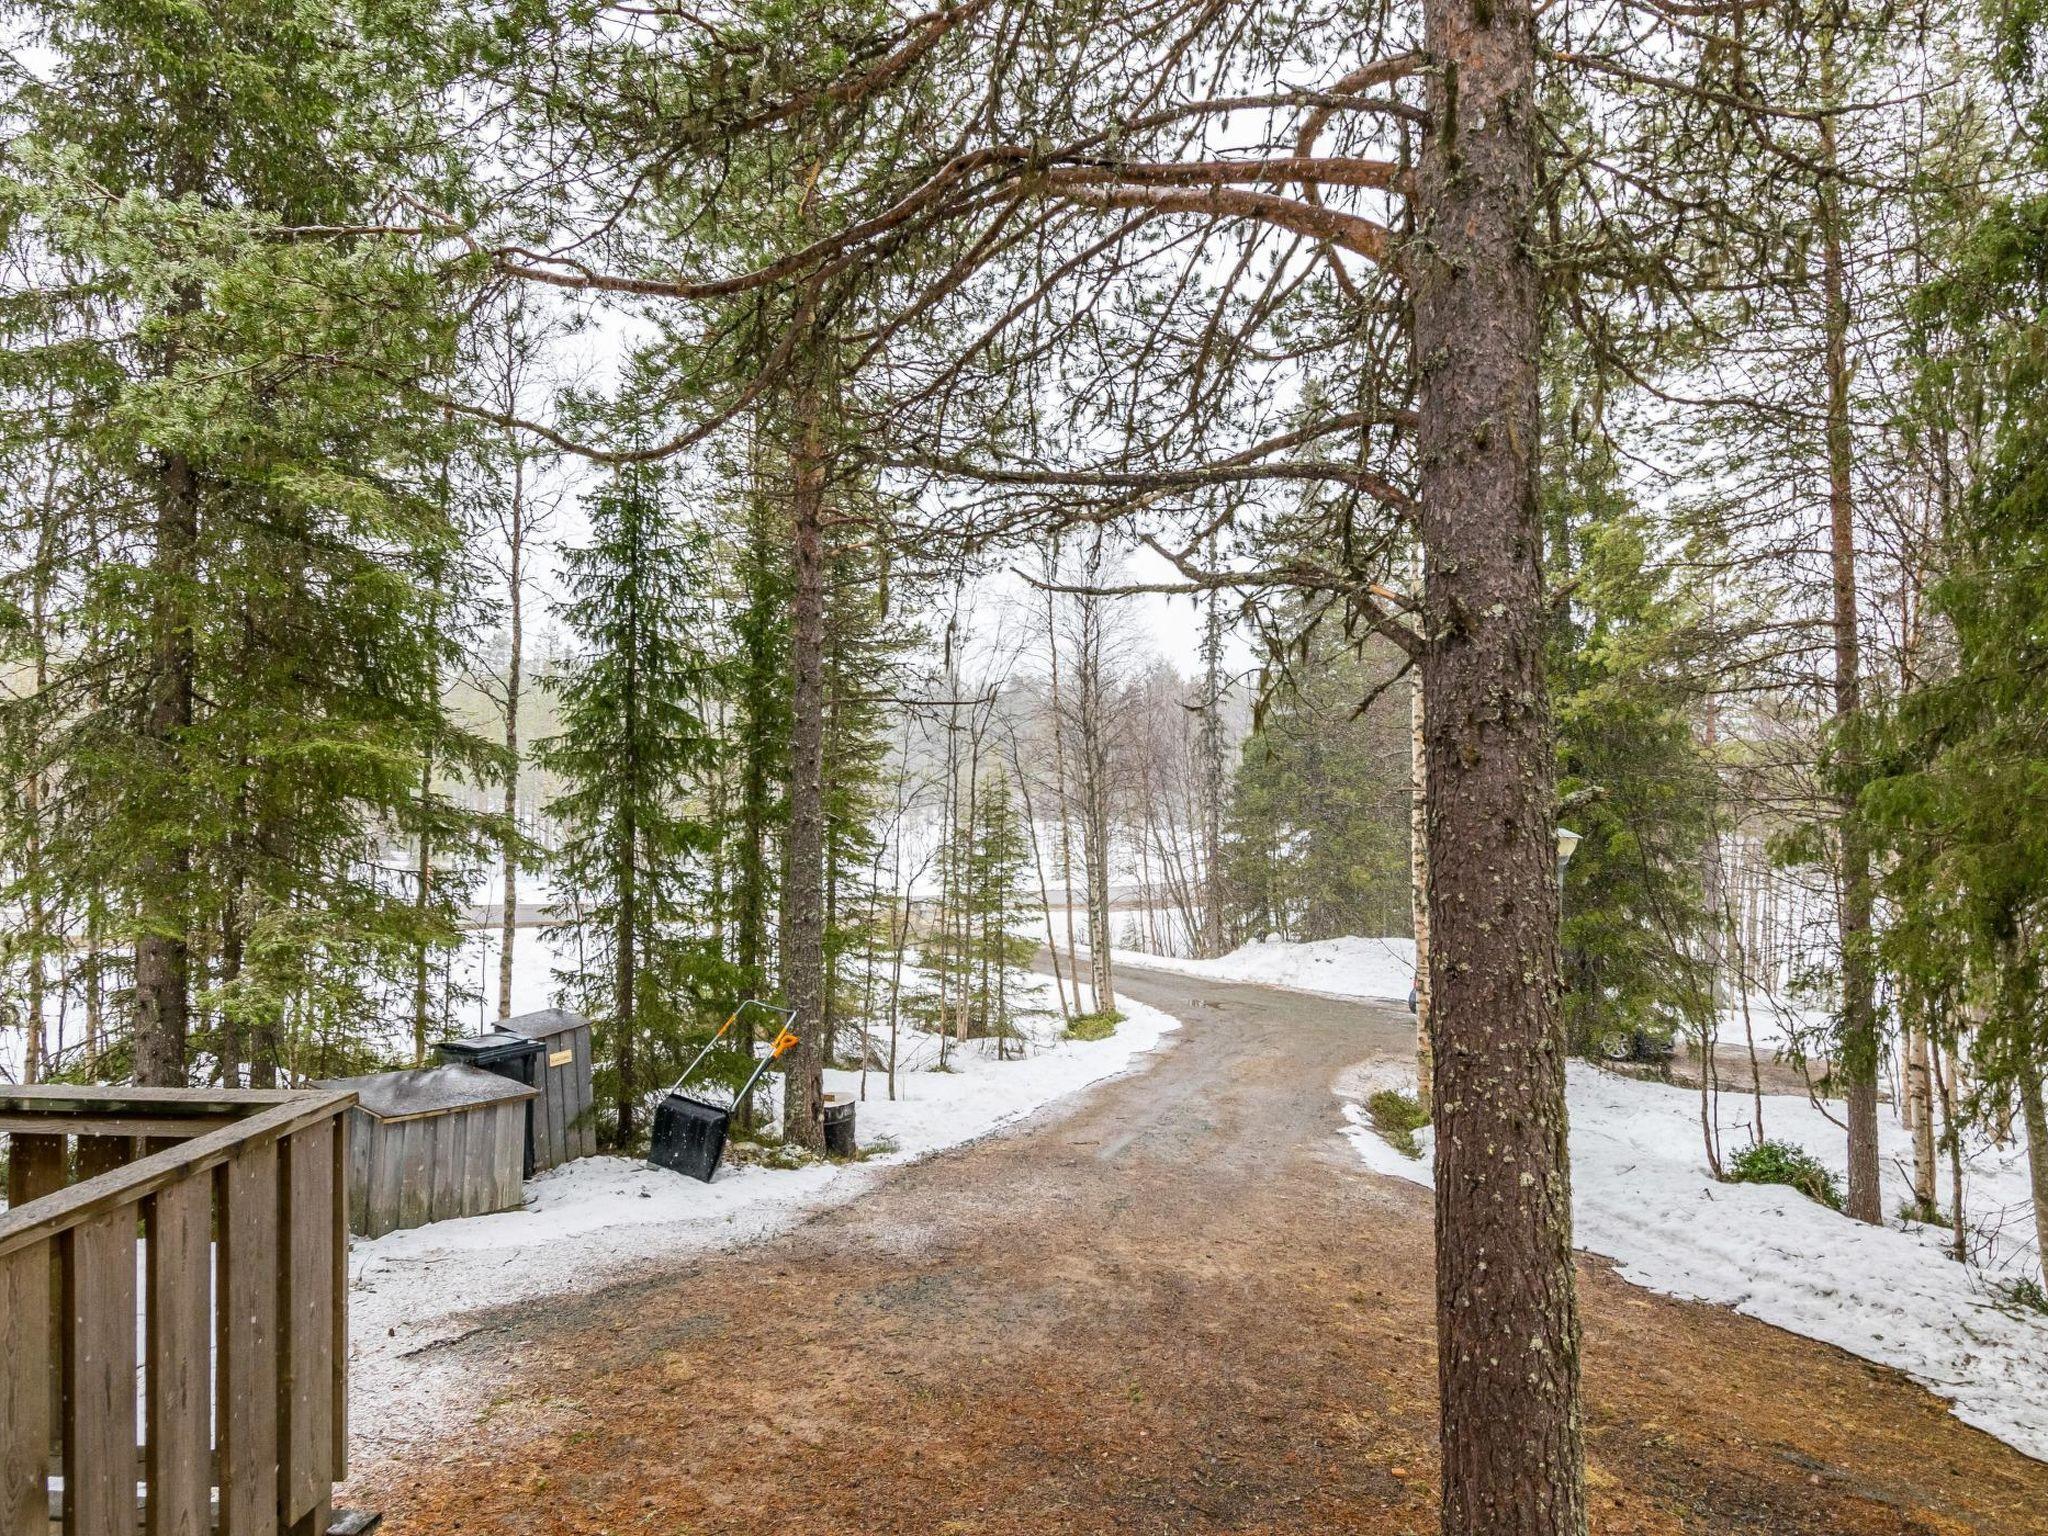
[1109,934,1416,1004]
[347,971,1180,1462]
[1338,1059,2048,1463]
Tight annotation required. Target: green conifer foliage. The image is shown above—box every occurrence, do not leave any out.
[539,455,730,1148]
[1545,382,1719,1059]
[0,0,492,1083]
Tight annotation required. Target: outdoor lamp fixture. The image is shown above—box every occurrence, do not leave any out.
[1555,826,1582,882]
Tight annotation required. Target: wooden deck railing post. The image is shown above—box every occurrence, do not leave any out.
[0,1240,50,1536]
[0,1088,356,1536]
[147,1176,213,1536]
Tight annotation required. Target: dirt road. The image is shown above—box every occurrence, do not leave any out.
[354,966,2048,1534]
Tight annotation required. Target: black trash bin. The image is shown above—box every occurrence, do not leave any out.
[436,1030,545,1176]
[821,1093,856,1158]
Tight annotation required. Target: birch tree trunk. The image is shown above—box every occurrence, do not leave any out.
[1906,1016,1937,1218]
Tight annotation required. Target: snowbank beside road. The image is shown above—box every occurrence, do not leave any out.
[1341,1060,2048,1462]
[1112,934,1415,1003]
[348,975,1179,1461]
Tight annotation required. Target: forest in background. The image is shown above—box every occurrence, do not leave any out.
[5,0,2048,1525]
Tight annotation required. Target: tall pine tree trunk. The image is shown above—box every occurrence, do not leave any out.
[1414,0,1585,1525]
[614,785,637,1147]
[134,450,199,1087]
[1411,670,1432,1101]
[2021,1059,2048,1290]
[1817,32,1882,1226]
[499,455,525,1020]
[412,752,434,1065]
[613,492,645,1148]
[1076,556,1116,1013]
[780,375,830,1152]
[1198,580,1227,958]
[1046,574,1085,993]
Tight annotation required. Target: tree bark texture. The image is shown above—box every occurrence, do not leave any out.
[1411,671,1433,1102]
[1817,70,1883,1226]
[1414,0,1586,1525]
[780,380,831,1152]
[2022,1061,2048,1290]
[133,449,199,1087]
[499,454,525,1020]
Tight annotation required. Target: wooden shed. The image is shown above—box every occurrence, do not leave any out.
[318,1064,537,1238]
[501,1008,599,1168]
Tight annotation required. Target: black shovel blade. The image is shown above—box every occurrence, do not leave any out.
[650,1093,730,1182]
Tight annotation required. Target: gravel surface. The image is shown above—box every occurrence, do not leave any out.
[349,966,2048,1535]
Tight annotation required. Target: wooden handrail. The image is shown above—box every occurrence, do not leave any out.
[0,1090,356,1257]
[3,1086,357,1535]
[0,1085,309,1109]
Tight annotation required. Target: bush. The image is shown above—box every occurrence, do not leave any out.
[1726,1139,1843,1211]
[1366,1088,1430,1159]
[1999,1276,2048,1318]
[1065,1009,1123,1042]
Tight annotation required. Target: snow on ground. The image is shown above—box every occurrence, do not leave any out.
[1109,934,1416,1004]
[1339,1058,2048,1462]
[348,971,1180,1462]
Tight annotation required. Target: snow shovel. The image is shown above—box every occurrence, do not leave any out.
[649,1004,798,1182]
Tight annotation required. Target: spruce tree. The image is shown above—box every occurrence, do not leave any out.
[539,453,727,1148]
[0,0,492,1084]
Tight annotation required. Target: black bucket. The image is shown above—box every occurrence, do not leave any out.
[822,1093,856,1158]
[650,1094,731,1182]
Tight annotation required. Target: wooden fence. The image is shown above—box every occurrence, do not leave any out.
[0,1085,356,1536]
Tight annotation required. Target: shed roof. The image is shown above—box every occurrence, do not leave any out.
[314,1064,537,1123]
[501,1007,589,1042]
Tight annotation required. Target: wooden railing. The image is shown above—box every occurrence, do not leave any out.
[0,1086,357,1536]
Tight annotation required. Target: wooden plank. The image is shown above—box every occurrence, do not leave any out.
[7,1137,69,1508]
[545,1060,567,1169]
[498,1105,525,1211]
[279,1124,335,1527]
[216,1144,279,1536]
[396,1121,431,1233]
[366,1124,400,1240]
[429,1112,461,1224]
[329,1117,349,1481]
[63,1210,138,1536]
[0,1094,354,1259]
[345,1110,373,1236]
[0,1087,302,1112]
[573,1028,597,1158]
[0,1115,238,1139]
[0,1242,50,1536]
[467,1113,492,1217]
[145,1178,212,1536]
[5,1135,66,1208]
[73,1135,135,1183]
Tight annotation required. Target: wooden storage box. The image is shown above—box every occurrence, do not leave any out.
[501,1008,598,1168]
[318,1065,537,1238]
